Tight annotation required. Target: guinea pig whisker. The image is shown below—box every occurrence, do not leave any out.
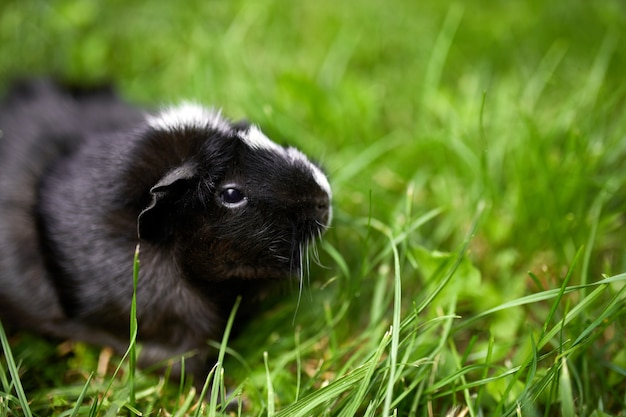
[309,240,319,265]
[304,243,311,287]
[309,236,326,268]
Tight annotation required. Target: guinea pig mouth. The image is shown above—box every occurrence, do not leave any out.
[210,217,327,281]
[218,239,314,281]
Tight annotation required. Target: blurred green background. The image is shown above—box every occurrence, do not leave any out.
[4,0,622,262]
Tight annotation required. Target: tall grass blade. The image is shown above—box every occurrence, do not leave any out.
[416,200,485,314]
[129,244,140,410]
[338,328,391,417]
[422,3,463,102]
[559,359,575,417]
[264,351,276,417]
[382,230,402,416]
[275,365,370,417]
[68,373,94,417]
[173,387,197,417]
[461,273,626,328]
[0,321,32,417]
[207,296,241,417]
[541,248,581,336]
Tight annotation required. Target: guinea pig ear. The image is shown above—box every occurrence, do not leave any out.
[137,163,197,242]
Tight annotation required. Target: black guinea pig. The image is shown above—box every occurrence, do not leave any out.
[0,79,331,382]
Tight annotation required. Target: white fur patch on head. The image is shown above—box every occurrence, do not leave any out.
[147,103,233,134]
[286,147,332,198]
[148,105,332,205]
[239,125,284,153]
[240,126,332,200]
[312,166,333,200]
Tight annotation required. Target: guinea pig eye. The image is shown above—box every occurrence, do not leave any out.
[220,187,247,207]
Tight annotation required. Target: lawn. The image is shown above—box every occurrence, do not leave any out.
[1,0,626,415]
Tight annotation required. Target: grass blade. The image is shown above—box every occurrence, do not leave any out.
[0,321,33,417]
[129,243,140,410]
[207,296,241,417]
[264,351,275,417]
[338,328,391,417]
[382,231,402,416]
[275,365,370,417]
[559,358,575,417]
[68,373,95,417]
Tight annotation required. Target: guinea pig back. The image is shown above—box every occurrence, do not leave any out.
[0,79,331,378]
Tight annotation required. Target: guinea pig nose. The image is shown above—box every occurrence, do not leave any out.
[315,194,331,226]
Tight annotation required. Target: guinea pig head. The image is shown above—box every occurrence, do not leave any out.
[137,106,331,283]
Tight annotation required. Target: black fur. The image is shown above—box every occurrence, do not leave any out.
[0,80,331,381]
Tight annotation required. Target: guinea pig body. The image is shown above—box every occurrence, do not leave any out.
[0,80,331,379]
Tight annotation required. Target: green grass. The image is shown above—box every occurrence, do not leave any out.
[1,0,626,415]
